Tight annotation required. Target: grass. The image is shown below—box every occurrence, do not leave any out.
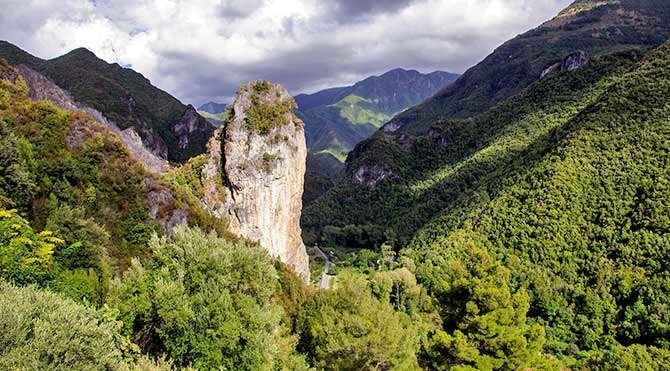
[198,110,226,124]
[330,95,392,127]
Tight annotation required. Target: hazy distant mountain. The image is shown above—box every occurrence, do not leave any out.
[0,41,215,162]
[198,101,227,114]
[296,68,458,178]
[197,101,228,126]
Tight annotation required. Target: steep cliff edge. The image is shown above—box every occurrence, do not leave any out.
[201,81,310,282]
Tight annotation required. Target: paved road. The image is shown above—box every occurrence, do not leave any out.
[314,244,333,289]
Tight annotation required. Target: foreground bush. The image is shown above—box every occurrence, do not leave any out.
[298,271,421,371]
[109,225,308,371]
[0,281,127,370]
[0,280,197,371]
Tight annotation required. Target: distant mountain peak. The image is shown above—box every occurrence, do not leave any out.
[66,47,95,55]
[295,67,459,180]
[58,47,103,62]
[382,68,420,75]
[198,101,228,114]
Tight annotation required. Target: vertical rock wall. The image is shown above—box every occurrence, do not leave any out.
[202,81,310,282]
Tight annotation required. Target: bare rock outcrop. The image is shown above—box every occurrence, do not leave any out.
[202,81,310,282]
[173,105,214,150]
[352,164,394,188]
[144,178,188,235]
[381,119,403,133]
[0,58,18,81]
[540,50,589,79]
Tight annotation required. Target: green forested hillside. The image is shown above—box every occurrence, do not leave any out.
[297,69,458,178]
[0,41,214,162]
[413,41,670,358]
[303,49,643,244]
[0,59,223,295]
[303,40,670,368]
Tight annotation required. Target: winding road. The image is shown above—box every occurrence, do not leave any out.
[314,244,334,289]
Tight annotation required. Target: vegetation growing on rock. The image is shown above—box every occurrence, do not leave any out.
[244,94,297,135]
[2,2,670,370]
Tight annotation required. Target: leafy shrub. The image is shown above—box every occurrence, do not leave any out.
[245,96,295,135]
[0,207,61,285]
[0,281,127,370]
[0,120,35,211]
[46,205,109,272]
[109,226,305,371]
[0,281,196,371]
[297,271,420,371]
[419,234,564,370]
[252,80,271,93]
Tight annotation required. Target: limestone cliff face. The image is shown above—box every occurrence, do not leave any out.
[202,81,310,282]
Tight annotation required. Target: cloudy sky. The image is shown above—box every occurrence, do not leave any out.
[0,0,572,105]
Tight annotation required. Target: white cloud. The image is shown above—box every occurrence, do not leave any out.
[0,0,572,104]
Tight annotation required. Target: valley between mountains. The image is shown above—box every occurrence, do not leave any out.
[1,0,670,370]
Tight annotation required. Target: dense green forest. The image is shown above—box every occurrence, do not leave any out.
[301,40,670,369]
[2,1,670,369]
[303,50,644,245]
[413,41,670,361]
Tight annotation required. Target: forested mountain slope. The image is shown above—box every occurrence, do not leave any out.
[414,40,670,362]
[0,58,223,282]
[296,68,458,178]
[385,0,670,134]
[304,36,670,368]
[303,49,643,245]
[304,0,670,243]
[0,41,214,162]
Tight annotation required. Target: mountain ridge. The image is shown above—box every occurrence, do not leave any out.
[382,0,670,134]
[0,41,215,163]
[297,68,459,180]
[198,101,227,114]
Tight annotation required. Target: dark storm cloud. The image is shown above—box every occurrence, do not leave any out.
[328,0,419,20]
[219,0,265,19]
[157,23,495,105]
[0,0,573,105]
